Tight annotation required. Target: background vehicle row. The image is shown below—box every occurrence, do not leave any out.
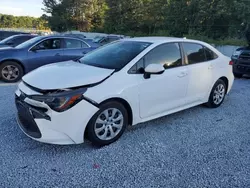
[0,35,99,82]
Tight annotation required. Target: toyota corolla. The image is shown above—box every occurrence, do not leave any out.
[15,37,234,146]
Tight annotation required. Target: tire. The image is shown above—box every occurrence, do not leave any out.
[233,72,243,78]
[206,79,227,108]
[0,61,24,83]
[86,101,128,146]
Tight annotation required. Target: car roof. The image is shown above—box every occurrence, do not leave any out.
[43,35,86,40]
[13,34,37,37]
[34,35,99,47]
[122,37,203,44]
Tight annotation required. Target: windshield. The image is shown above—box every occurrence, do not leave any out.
[79,41,151,70]
[15,36,41,49]
[0,35,16,44]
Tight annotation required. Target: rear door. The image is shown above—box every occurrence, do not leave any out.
[181,42,214,104]
[26,38,64,71]
[62,38,91,61]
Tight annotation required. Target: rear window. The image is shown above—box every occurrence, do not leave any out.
[204,47,218,60]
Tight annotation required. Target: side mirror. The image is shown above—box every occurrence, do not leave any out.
[144,64,165,79]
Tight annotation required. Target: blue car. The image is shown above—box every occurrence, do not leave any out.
[0,34,37,48]
[0,35,100,82]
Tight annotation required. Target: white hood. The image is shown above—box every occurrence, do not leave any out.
[22,61,114,90]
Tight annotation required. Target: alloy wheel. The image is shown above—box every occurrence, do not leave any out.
[1,65,19,81]
[213,84,225,105]
[94,108,124,141]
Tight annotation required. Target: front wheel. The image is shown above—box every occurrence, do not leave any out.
[206,79,226,108]
[0,61,23,83]
[86,101,128,146]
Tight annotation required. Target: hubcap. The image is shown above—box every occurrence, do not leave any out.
[94,108,124,141]
[1,65,19,81]
[213,84,225,105]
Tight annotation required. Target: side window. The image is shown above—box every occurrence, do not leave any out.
[182,43,206,64]
[144,43,182,69]
[129,59,144,74]
[64,39,82,49]
[33,38,61,50]
[81,41,89,48]
[204,47,218,61]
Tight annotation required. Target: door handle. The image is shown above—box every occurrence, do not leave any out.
[55,53,61,56]
[178,72,187,78]
[208,64,213,69]
[82,51,87,54]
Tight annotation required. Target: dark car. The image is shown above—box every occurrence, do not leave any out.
[0,30,29,41]
[231,46,250,78]
[0,35,99,82]
[63,33,86,39]
[0,34,37,48]
[93,35,123,46]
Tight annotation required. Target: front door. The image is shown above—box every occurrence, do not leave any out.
[27,38,64,71]
[136,43,189,119]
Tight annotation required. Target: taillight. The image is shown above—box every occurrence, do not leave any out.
[229,60,233,65]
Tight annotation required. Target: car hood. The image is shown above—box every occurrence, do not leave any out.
[0,46,14,51]
[22,61,115,90]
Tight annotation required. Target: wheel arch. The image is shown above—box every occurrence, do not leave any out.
[83,97,133,142]
[99,97,133,126]
[218,76,229,93]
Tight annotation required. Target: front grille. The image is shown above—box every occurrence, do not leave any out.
[15,96,42,138]
[239,51,250,61]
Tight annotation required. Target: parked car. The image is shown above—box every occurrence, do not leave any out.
[0,30,29,41]
[0,35,99,82]
[231,46,250,78]
[15,37,234,146]
[93,35,123,46]
[75,38,100,48]
[0,34,37,48]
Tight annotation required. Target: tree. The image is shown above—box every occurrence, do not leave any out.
[43,0,107,32]
[0,14,49,30]
[40,0,250,44]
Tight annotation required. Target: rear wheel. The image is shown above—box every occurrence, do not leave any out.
[233,72,243,78]
[0,61,23,83]
[206,79,226,108]
[86,101,128,146]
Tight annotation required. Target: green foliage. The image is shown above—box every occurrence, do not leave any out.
[0,14,49,30]
[184,35,247,46]
[43,0,107,32]
[2,0,250,45]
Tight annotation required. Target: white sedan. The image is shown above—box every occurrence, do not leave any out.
[15,37,234,146]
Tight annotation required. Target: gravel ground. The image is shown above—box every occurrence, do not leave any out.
[0,78,250,188]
